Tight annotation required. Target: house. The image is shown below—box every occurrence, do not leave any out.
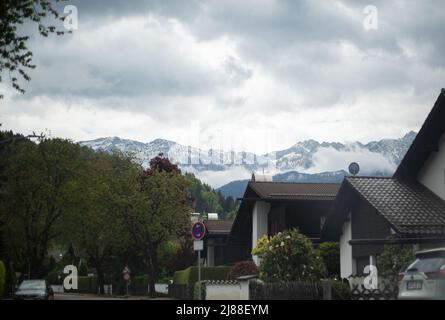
[202,218,233,266]
[323,89,445,278]
[227,175,341,264]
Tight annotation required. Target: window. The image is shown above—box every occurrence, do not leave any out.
[407,256,445,272]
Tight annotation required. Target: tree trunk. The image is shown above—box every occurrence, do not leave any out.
[148,277,156,298]
[97,269,105,294]
[147,249,158,298]
[95,263,105,295]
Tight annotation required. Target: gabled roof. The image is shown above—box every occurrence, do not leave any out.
[394,89,445,180]
[245,181,340,201]
[324,89,445,241]
[229,181,340,244]
[346,176,445,236]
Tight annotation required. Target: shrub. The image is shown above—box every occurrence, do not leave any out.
[0,261,5,299]
[46,268,62,285]
[330,280,351,300]
[377,240,415,279]
[227,261,259,280]
[173,268,190,285]
[316,242,340,278]
[252,235,270,257]
[252,229,326,282]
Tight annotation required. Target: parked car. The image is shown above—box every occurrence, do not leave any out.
[14,279,54,300]
[398,248,445,300]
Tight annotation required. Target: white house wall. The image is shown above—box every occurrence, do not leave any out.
[340,214,356,279]
[252,201,270,265]
[418,132,445,200]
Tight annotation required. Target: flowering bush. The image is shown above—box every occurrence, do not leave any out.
[227,261,259,280]
[252,229,326,282]
[252,234,270,257]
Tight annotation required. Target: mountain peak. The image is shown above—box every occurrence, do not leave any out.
[80,131,417,187]
[148,138,176,145]
[402,131,417,141]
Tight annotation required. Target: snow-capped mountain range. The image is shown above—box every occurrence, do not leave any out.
[79,131,416,192]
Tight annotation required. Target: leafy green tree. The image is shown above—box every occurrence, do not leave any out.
[201,190,223,214]
[0,0,69,98]
[62,150,134,293]
[122,155,190,297]
[252,229,326,282]
[0,137,82,278]
[184,173,238,219]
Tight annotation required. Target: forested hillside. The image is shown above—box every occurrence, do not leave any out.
[185,173,239,220]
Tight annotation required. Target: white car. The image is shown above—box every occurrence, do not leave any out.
[398,248,445,300]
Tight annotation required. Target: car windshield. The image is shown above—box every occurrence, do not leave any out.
[407,256,445,273]
[19,280,46,290]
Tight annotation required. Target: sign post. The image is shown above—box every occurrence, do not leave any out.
[191,222,206,300]
[122,265,131,296]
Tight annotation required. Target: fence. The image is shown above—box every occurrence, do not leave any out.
[249,280,324,300]
[169,277,396,300]
[168,284,189,300]
[348,276,398,300]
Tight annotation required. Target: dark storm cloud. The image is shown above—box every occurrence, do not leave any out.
[14,0,445,103]
[61,0,444,108]
[67,0,202,21]
[3,0,445,149]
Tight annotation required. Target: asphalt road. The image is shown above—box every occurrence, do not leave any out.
[54,293,171,300]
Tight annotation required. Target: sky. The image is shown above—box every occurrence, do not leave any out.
[1,0,445,154]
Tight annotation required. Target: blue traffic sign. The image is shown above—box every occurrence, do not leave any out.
[192,222,206,240]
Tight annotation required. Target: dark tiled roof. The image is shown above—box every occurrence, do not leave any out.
[346,176,445,236]
[248,182,340,201]
[203,220,233,234]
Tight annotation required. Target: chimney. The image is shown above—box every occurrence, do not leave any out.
[252,173,273,182]
[208,213,219,220]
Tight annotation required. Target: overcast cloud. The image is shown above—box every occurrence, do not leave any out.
[1,0,444,153]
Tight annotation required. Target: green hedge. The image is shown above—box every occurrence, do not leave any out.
[0,261,5,299]
[173,266,230,299]
[173,266,230,284]
[79,276,98,294]
[64,276,98,294]
[193,281,207,300]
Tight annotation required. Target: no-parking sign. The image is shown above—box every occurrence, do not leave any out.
[191,222,206,240]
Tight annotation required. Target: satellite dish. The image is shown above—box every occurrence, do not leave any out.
[348,162,360,176]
